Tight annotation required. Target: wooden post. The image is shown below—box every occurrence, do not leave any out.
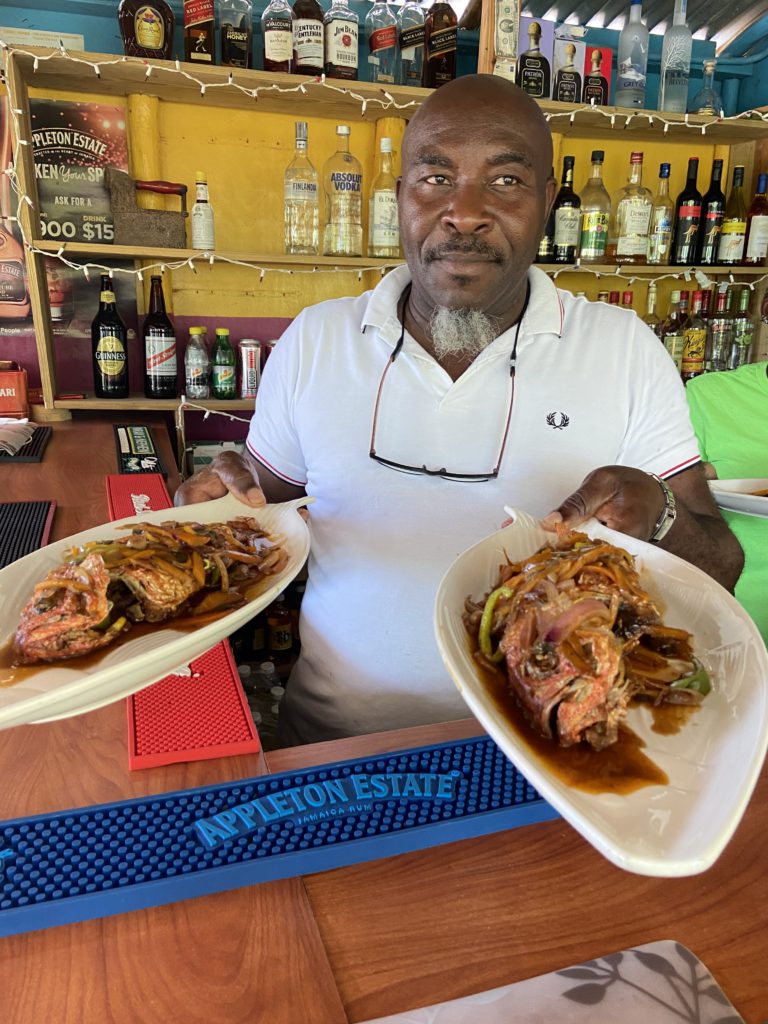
[477,0,496,75]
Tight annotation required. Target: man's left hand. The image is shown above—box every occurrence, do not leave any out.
[541,465,665,541]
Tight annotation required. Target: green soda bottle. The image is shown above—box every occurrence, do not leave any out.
[212,327,237,399]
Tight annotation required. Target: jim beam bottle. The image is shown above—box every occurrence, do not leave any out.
[423,0,457,89]
[143,275,178,399]
[183,0,215,63]
[92,274,129,399]
[324,0,359,80]
[118,0,175,59]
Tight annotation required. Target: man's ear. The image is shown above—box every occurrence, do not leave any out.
[544,174,557,217]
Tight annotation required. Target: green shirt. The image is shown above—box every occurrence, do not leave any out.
[686,362,768,643]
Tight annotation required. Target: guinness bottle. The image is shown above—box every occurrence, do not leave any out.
[143,275,178,399]
[92,274,129,399]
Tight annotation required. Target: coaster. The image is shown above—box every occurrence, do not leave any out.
[113,424,167,476]
[105,473,172,520]
[0,426,52,463]
[0,501,56,569]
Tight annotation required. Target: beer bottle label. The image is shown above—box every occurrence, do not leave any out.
[145,333,177,377]
[96,335,127,376]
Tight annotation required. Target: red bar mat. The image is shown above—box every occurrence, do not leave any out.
[0,501,56,568]
[126,642,260,770]
[105,473,172,520]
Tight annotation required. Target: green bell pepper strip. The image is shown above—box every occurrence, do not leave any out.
[670,660,712,696]
[479,585,516,662]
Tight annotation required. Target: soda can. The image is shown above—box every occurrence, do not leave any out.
[239,339,261,398]
[260,338,277,373]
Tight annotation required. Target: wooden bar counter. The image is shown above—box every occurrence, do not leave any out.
[1,416,766,1023]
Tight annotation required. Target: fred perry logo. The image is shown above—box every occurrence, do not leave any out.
[546,411,570,430]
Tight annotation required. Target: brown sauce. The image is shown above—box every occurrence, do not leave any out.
[480,664,670,794]
[648,701,698,735]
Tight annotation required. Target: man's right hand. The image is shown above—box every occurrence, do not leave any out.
[174,451,266,508]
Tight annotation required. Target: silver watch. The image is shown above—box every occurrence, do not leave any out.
[648,473,677,543]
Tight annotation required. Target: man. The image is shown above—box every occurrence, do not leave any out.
[177,75,743,744]
[686,360,767,643]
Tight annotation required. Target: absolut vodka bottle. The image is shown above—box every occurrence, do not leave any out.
[323,124,363,257]
[284,121,319,255]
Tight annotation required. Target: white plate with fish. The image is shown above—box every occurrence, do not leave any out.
[434,508,768,877]
[708,478,768,518]
[0,495,311,730]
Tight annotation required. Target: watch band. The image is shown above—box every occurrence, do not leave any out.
[648,473,677,543]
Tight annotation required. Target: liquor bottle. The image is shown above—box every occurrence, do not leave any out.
[642,281,661,337]
[607,151,652,264]
[535,166,555,263]
[423,0,457,89]
[267,593,293,664]
[671,157,702,265]
[190,171,215,250]
[0,219,30,321]
[397,0,425,87]
[284,121,319,255]
[658,0,691,113]
[582,48,608,105]
[292,0,324,76]
[261,0,293,72]
[620,290,634,311]
[554,43,581,104]
[323,124,363,257]
[324,0,359,80]
[728,286,755,369]
[680,290,707,383]
[614,0,648,109]
[184,326,211,398]
[516,21,550,99]
[366,0,398,84]
[552,155,581,264]
[368,137,400,258]
[705,286,733,373]
[211,327,237,398]
[647,163,674,265]
[92,274,129,399]
[183,0,215,63]
[143,276,178,399]
[660,289,684,369]
[689,58,723,116]
[118,0,175,59]
[608,291,620,305]
[697,159,725,266]
[219,0,252,68]
[717,166,747,265]
[578,150,610,263]
[597,290,609,303]
[743,172,768,267]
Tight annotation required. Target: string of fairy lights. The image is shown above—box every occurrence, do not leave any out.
[2,38,768,297]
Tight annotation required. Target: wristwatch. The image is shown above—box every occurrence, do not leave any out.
[648,473,677,543]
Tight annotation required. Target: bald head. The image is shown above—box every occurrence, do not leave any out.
[403,74,553,182]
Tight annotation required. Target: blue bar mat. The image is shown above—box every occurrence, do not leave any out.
[0,736,556,938]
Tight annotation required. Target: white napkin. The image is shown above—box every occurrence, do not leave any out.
[0,419,35,456]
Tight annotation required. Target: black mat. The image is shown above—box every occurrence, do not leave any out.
[0,426,53,463]
[0,501,56,569]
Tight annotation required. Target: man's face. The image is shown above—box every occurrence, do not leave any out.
[397,113,555,317]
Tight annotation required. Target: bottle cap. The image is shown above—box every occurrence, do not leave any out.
[563,155,575,170]
[670,290,681,302]
[659,163,670,178]
[622,291,633,304]
[609,291,620,303]
[381,137,393,153]
[270,685,285,698]
[336,124,351,136]
[237,664,252,678]
[630,152,643,164]
[215,327,230,336]
[591,150,604,162]
[189,326,205,335]
[295,121,308,142]
[195,171,207,183]
[259,661,276,674]
[680,290,690,301]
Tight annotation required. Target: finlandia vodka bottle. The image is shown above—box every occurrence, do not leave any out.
[658,0,691,113]
[397,0,425,87]
[323,124,363,257]
[366,0,398,83]
[615,0,648,108]
[368,137,400,258]
[284,121,319,255]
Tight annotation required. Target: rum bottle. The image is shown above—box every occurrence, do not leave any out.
[607,151,652,264]
[578,150,610,263]
[324,0,359,80]
[660,289,684,370]
[717,166,747,265]
[680,290,706,383]
[118,0,175,59]
[261,0,293,72]
[143,275,178,399]
[743,172,768,267]
[516,21,550,98]
[323,124,363,257]
[698,158,725,266]
[183,0,215,63]
[92,274,129,399]
[671,156,702,265]
[292,0,324,76]
[552,155,581,264]
[423,0,457,89]
[368,137,400,258]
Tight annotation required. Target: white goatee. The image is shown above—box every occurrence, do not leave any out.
[429,307,500,361]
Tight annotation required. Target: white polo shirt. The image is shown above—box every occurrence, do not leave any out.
[247,265,700,744]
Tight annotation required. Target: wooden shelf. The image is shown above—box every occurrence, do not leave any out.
[52,396,255,412]
[34,240,403,270]
[539,263,768,276]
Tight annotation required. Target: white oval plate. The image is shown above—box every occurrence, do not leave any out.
[0,495,311,730]
[708,478,768,518]
[434,508,768,877]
